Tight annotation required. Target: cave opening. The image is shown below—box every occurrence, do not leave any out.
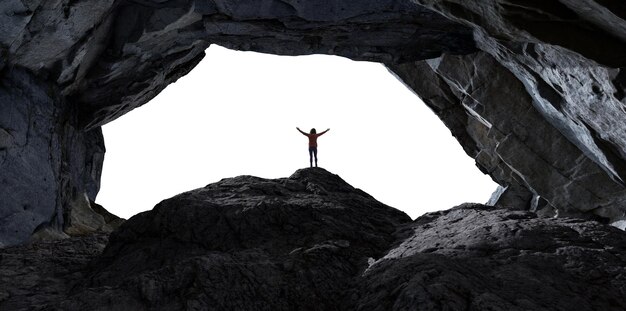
[97,45,496,219]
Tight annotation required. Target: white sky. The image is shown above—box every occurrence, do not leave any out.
[98,45,496,220]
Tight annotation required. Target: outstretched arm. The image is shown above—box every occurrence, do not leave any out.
[318,128,330,136]
[296,127,307,135]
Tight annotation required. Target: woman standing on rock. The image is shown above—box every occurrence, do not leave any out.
[297,127,330,168]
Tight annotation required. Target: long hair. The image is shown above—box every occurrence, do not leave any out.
[310,128,316,134]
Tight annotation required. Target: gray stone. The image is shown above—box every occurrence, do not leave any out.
[2,170,626,310]
[397,1,626,220]
[358,203,626,310]
[0,69,63,247]
[1,0,477,129]
[486,184,534,210]
[64,197,124,237]
[0,69,104,247]
[64,193,107,236]
[29,226,70,243]
[389,49,626,221]
[0,233,109,310]
[0,128,12,149]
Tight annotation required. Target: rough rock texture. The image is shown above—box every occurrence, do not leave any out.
[389,50,626,220]
[0,68,105,247]
[358,203,626,311]
[63,199,125,236]
[0,0,477,128]
[388,1,626,221]
[0,233,109,310]
[0,0,476,246]
[1,169,625,310]
[60,168,411,310]
[1,0,626,245]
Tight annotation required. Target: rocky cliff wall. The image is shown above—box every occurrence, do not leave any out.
[0,0,625,245]
[394,0,626,220]
[0,68,104,247]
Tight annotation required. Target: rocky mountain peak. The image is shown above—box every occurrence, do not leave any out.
[2,169,625,310]
[97,167,410,269]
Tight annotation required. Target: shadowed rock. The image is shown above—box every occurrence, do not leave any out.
[0,233,109,310]
[358,203,626,310]
[2,169,624,310]
[63,168,411,310]
[391,0,626,221]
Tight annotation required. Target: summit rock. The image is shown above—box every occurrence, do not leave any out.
[1,169,625,310]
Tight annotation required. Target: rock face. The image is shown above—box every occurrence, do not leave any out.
[389,0,626,221]
[0,68,105,247]
[1,0,626,245]
[359,204,626,310]
[0,0,476,246]
[0,233,109,310]
[1,169,625,310]
[62,168,411,310]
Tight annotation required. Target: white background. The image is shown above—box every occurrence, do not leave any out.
[98,45,496,220]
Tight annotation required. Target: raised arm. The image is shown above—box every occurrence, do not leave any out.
[296,127,308,136]
[318,128,330,136]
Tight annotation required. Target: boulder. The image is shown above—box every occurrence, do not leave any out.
[1,169,625,310]
[358,203,626,310]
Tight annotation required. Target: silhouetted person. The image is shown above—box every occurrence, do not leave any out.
[297,127,330,167]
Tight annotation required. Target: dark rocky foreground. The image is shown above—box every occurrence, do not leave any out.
[1,168,625,310]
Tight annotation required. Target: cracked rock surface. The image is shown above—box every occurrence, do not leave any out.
[0,68,104,247]
[394,0,626,221]
[359,203,626,310]
[2,169,625,310]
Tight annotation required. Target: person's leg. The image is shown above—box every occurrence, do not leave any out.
[309,148,313,167]
[313,147,318,167]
